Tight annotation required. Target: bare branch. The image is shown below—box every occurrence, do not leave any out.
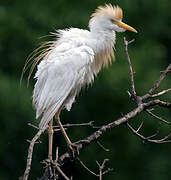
[136,121,144,132]
[151,88,171,98]
[148,131,161,140]
[55,147,59,162]
[144,99,171,108]
[28,123,39,130]
[149,64,171,94]
[96,161,102,180]
[126,122,171,143]
[96,141,110,152]
[26,139,41,144]
[53,121,94,131]
[96,159,113,180]
[142,63,171,99]
[146,109,171,125]
[127,39,135,44]
[124,37,136,99]
[22,129,46,180]
[59,98,171,164]
[78,158,113,180]
[52,163,71,180]
[78,158,98,177]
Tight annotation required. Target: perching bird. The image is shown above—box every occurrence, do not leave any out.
[29,4,137,160]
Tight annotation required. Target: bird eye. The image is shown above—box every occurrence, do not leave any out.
[111,19,119,24]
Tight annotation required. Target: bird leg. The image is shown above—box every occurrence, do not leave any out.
[55,107,72,147]
[48,119,53,161]
[55,107,80,157]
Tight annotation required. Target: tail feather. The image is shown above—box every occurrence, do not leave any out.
[38,103,61,130]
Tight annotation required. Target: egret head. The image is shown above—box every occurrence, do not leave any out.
[89,4,137,33]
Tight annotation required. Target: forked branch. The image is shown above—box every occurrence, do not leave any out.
[126,122,171,143]
[78,158,113,180]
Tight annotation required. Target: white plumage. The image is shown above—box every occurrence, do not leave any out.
[34,45,94,128]
[31,4,137,131]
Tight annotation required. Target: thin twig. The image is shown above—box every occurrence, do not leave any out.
[78,158,112,180]
[144,99,171,108]
[96,141,110,152]
[96,161,102,180]
[26,139,41,144]
[146,109,171,125]
[28,123,39,130]
[96,159,112,180]
[149,64,171,94]
[151,88,171,98]
[77,158,98,177]
[137,121,144,132]
[142,64,171,99]
[22,129,45,180]
[124,37,136,99]
[102,168,113,176]
[53,121,94,128]
[126,122,171,143]
[53,121,94,132]
[53,163,71,180]
[55,147,59,162]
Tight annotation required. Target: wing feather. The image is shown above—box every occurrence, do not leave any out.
[33,45,94,130]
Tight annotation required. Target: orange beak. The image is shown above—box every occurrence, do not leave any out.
[114,21,137,33]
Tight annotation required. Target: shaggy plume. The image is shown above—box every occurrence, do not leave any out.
[91,4,123,21]
[21,35,58,85]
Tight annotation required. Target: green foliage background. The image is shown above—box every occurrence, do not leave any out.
[0,0,171,179]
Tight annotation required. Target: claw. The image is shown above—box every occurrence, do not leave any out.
[68,143,80,158]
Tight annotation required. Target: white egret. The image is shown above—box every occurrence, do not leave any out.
[30,4,137,160]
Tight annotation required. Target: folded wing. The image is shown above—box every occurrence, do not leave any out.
[33,45,94,130]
